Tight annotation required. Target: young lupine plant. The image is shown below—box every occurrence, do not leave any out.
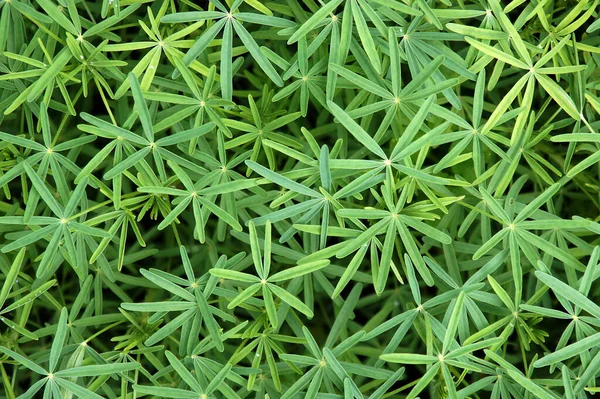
[1,0,600,398]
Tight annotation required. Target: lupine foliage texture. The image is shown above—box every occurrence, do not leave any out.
[1,0,600,398]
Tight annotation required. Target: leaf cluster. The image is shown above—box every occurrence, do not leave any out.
[1,0,600,398]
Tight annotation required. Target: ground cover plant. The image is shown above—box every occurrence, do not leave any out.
[0,0,600,397]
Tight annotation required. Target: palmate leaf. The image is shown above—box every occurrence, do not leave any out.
[287,0,344,45]
[223,104,303,172]
[210,221,328,326]
[1,169,109,279]
[138,160,249,242]
[0,307,139,396]
[120,248,243,352]
[327,96,467,197]
[0,104,95,217]
[105,2,211,99]
[160,4,288,89]
[464,32,582,131]
[335,183,455,292]
[244,156,344,246]
[160,46,236,135]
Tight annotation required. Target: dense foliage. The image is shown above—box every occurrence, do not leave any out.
[1,0,600,397]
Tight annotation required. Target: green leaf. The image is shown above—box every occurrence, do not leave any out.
[179,18,227,67]
[36,0,78,34]
[488,0,532,65]
[195,289,224,352]
[121,302,196,312]
[54,378,104,399]
[0,132,46,151]
[351,0,381,73]
[514,183,561,223]
[54,362,140,377]
[27,49,72,102]
[0,347,47,375]
[487,275,515,312]
[23,163,63,217]
[164,351,204,392]
[399,215,451,244]
[145,309,195,346]
[232,19,283,86]
[287,0,343,44]
[79,114,148,146]
[129,73,154,142]
[446,23,508,40]
[505,369,553,399]
[442,291,465,353]
[465,37,529,69]
[268,284,313,317]
[245,160,320,197]
[535,271,600,319]
[327,100,386,159]
[133,384,200,399]
[209,268,261,283]
[379,353,439,364]
[263,285,278,328]
[103,147,152,180]
[330,64,392,99]
[534,332,600,368]
[49,308,68,373]
[0,248,26,309]
[535,74,581,120]
[269,260,329,282]
[140,269,196,301]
